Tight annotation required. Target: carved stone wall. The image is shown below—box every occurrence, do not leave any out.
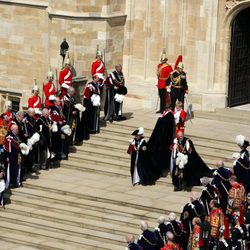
[0,0,126,109]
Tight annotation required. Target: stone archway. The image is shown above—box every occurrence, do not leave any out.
[224,1,250,107]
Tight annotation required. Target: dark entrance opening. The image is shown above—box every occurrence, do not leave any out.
[228,7,250,107]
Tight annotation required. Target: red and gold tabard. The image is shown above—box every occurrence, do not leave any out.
[188,225,203,250]
[209,208,224,238]
[161,242,182,250]
[227,182,245,224]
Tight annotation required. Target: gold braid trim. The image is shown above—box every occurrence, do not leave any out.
[141,235,157,246]
[193,205,203,217]
[170,222,183,237]
[205,188,214,199]
[216,172,229,182]
[237,159,250,170]
[170,73,181,86]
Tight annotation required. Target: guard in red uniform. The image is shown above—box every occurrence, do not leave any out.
[44,70,56,108]
[4,100,14,122]
[59,52,72,97]
[174,101,187,133]
[156,49,173,114]
[91,50,105,84]
[28,84,42,119]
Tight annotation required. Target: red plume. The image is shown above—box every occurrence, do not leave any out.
[174,55,183,70]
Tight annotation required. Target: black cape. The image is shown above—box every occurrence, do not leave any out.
[138,112,175,185]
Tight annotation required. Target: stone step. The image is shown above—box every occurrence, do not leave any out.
[8,194,157,229]
[0,220,121,250]
[22,181,188,215]
[60,159,205,191]
[101,122,239,145]
[69,145,231,172]
[0,239,39,250]
[0,207,127,245]
[215,108,250,117]
[194,110,250,125]
[10,186,179,222]
[78,137,237,156]
[68,152,129,168]
[73,140,233,165]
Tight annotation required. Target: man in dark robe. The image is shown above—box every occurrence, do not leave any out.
[171,130,213,191]
[50,97,67,160]
[22,108,36,175]
[81,74,101,140]
[211,161,232,213]
[35,108,52,170]
[62,87,83,145]
[104,64,127,121]
[165,212,187,249]
[137,221,158,250]
[200,177,219,216]
[154,216,168,248]
[233,135,250,193]
[3,124,22,188]
[180,192,204,239]
[127,127,146,185]
[125,235,142,250]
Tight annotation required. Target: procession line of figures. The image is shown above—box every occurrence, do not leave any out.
[0,50,127,207]
[125,167,250,250]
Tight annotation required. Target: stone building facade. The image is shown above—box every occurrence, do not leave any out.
[0,0,249,112]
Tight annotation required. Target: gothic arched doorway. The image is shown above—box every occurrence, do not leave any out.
[228,7,250,107]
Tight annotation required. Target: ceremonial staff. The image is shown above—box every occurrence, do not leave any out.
[55,68,59,96]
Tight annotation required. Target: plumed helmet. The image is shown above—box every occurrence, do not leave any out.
[64,51,71,65]
[160,48,168,62]
[177,62,184,69]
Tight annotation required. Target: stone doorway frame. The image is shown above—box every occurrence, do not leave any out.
[223,1,250,107]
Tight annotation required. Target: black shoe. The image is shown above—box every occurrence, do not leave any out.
[156,110,161,114]
[174,187,182,192]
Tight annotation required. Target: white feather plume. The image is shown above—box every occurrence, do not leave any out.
[235,134,245,146]
[19,143,30,155]
[61,125,72,136]
[51,121,58,132]
[27,133,40,150]
[91,94,101,107]
[114,94,125,103]
[176,152,188,169]
[74,103,86,112]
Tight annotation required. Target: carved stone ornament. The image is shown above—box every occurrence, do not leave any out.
[225,0,237,10]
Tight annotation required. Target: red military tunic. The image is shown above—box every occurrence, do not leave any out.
[157,63,173,89]
[91,59,105,84]
[59,68,72,97]
[43,82,56,108]
[28,95,42,109]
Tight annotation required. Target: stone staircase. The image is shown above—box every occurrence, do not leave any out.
[0,113,241,250]
[194,107,250,125]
